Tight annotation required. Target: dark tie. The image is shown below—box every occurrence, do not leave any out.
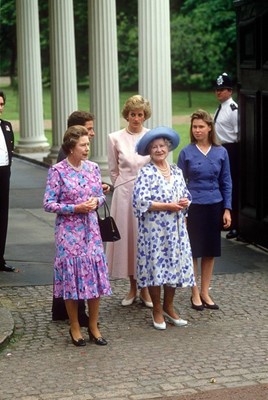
[214,105,221,122]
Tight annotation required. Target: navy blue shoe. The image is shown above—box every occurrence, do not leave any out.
[69,329,86,347]
[226,229,238,239]
[0,263,16,272]
[200,296,219,310]
[191,297,204,311]
[88,329,107,345]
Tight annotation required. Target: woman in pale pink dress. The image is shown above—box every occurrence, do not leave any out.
[106,95,153,307]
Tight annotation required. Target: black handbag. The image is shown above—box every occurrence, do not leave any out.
[97,201,121,242]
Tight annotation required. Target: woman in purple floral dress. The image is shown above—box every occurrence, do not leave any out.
[44,125,111,347]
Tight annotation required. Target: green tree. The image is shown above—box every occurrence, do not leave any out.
[171,14,224,91]
[73,0,89,85]
[117,11,138,90]
[171,0,236,101]
[39,1,50,86]
[0,0,237,93]
[180,0,237,81]
[39,0,89,86]
[0,0,17,86]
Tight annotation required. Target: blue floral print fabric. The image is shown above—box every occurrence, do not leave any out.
[133,162,195,289]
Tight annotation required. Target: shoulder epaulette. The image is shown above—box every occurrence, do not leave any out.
[230,103,238,111]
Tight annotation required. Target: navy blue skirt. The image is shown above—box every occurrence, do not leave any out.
[187,202,223,258]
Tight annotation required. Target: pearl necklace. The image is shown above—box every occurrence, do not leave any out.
[126,127,142,135]
[67,157,83,171]
[154,161,171,179]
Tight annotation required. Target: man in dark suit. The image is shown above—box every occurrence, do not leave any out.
[0,90,15,272]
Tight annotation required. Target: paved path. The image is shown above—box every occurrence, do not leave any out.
[0,157,268,400]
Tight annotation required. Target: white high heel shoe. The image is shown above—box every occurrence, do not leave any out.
[139,295,153,308]
[121,294,138,306]
[163,311,187,327]
[152,313,166,330]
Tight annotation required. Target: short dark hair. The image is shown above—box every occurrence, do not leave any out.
[0,91,6,104]
[67,111,95,128]
[62,125,89,155]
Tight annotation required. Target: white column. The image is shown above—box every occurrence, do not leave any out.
[138,0,172,129]
[15,0,49,152]
[44,0,78,164]
[88,0,120,176]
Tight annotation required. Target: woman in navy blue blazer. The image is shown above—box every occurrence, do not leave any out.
[178,109,232,311]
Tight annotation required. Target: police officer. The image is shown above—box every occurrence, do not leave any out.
[214,73,239,239]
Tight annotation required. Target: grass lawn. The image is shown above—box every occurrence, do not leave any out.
[1,85,218,162]
[172,124,188,162]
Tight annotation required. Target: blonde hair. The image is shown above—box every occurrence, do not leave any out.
[121,94,152,121]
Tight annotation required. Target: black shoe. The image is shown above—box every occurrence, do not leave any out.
[190,297,204,311]
[0,263,16,272]
[200,296,219,310]
[226,229,238,239]
[69,329,86,347]
[88,329,107,346]
[78,313,89,327]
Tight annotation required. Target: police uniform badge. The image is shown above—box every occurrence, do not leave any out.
[230,103,238,111]
[215,73,233,89]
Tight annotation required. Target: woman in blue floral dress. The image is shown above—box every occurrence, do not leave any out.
[44,125,111,346]
[133,127,195,330]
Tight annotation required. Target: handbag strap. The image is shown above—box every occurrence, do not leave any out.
[103,201,110,218]
[97,200,110,219]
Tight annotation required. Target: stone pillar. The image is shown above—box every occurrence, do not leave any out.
[44,0,78,164]
[15,0,49,153]
[88,0,120,177]
[138,0,172,129]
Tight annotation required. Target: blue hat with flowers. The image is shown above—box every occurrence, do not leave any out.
[136,126,180,156]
